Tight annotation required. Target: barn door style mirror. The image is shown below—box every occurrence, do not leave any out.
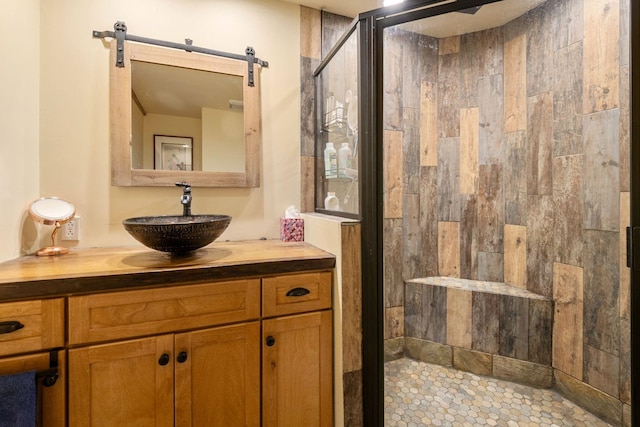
[104,26,265,187]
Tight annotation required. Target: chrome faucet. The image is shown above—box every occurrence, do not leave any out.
[176,182,192,216]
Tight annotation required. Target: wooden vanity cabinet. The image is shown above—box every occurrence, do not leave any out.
[0,298,66,427]
[0,241,336,426]
[66,271,333,427]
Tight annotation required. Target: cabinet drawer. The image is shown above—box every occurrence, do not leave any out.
[262,271,331,318]
[68,279,260,345]
[0,298,64,357]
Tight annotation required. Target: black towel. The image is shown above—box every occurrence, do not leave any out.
[0,370,37,427]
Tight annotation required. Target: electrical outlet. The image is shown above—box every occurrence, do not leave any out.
[62,216,80,241]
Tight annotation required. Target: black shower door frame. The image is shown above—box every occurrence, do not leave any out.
[355,0,640,425]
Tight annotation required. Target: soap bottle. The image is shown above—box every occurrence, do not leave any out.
[338,142,352,178]
[324,192,340,211]
[324,142,337,179]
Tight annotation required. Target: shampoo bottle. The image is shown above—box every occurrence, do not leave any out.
[324,143,337,179]
[324,192,340,211]
[338,142,352,178]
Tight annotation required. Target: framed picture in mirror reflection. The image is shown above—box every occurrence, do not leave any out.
[154,135,193,171]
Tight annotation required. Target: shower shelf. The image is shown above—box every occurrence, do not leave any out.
[322,107,347,133]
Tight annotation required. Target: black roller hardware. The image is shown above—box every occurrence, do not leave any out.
[158,353,170,366]
[286,287,311,297]
[40,369,59,387]
[177,352,188,363]
[0,321,24,334]
[266,336,276,347]
[36,351,59,387]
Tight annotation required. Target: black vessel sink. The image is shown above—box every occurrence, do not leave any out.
[123,215,232,254]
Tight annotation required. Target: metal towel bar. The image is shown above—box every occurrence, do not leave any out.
[35,351,59,387]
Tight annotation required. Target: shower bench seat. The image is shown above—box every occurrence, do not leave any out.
[403,276,553,388]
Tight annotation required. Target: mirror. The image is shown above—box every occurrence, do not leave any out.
[28,197,76,256]
[111,41,261,187]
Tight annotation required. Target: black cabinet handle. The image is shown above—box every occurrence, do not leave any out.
[266,336,276,347]
[177,351,188,363]
[286,287,310,297]
[0,321,24,334]
[158,353,170,366]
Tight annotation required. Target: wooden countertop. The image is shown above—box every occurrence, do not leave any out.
[0,240,336,302]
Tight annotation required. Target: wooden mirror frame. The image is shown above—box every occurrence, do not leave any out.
[111,41,261,187]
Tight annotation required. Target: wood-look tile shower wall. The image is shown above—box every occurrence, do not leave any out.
[382,0,630,410]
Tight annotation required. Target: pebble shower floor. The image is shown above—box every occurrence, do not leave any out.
[384,358,613,426]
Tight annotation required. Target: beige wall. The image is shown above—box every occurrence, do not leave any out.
[202,107,245,173]
[0,0,41,261]
[15,0,302,255]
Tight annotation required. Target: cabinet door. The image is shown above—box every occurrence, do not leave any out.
[175,322,260,427]
[262,310,332,427]
[0,350,66,427]
[68,335,174,427]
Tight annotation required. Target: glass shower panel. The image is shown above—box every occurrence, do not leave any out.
[315,26,360,217]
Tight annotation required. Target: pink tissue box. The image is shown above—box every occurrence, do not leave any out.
[280,218,304,242]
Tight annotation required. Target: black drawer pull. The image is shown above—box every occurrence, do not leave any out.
[177,351,188,363]
[0,321,24,334]
[266,336,276,347]
[286,287,310,297]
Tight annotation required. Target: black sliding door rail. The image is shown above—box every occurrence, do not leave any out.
[93,21,267,87]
